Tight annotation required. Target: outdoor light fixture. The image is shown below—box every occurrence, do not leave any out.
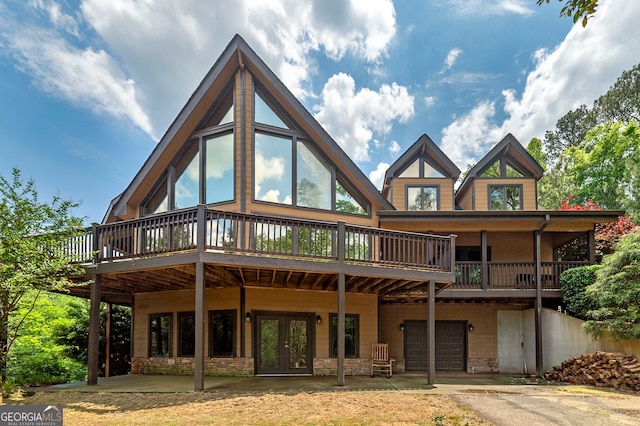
[245,312,251,322]
[316,315,322,324]
[400,323,405,331]
[468,323,474,332]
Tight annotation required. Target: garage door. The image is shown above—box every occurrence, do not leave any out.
[404,321,428,371]
[435,321,466,371]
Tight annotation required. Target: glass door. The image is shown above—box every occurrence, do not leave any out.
[255,313,313,375]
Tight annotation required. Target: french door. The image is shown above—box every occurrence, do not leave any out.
[255,312,313,375]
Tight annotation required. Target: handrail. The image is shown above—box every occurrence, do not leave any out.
[61,206,455,273]
[453,261,589,290]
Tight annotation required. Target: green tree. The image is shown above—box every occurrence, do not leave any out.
[563,121,640,217]
[583,232,640,340]
[542,63,640,163]
[537,0,598,27]
[560,265,600,319]
[6,292,86,387]
[0,168,85,382]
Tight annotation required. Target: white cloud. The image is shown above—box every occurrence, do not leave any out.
[424,96,437,107]
[2,0,397,140]
[5,27,152,135]
[444,48,462,69]
[442,0,534,17]
[440,1,640,168]
[389,141,401,155]
[369,162,390,190]
[313,73,414,163]
[441,101,502,168]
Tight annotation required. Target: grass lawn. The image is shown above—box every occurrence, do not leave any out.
[7,390,488,425]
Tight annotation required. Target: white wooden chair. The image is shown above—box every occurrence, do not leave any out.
[371,343,395,377]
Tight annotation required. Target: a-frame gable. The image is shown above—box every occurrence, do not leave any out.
[383,133,460,192]
[461,133,543,184]
[383,134,460,211]
[107,34,392,223]
[456,133,544,211]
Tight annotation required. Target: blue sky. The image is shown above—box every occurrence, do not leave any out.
[1,0,639,224]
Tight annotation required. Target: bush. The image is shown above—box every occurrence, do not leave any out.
[560,265,601,319]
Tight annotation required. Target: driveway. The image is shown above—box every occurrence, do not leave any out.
[451,384,640,425]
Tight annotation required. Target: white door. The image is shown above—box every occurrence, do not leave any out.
[497,311,526,374]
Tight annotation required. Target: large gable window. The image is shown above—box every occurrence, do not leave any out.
[253,88,368,215]
[407,185,439,211]
[489,185,521,210]
[142,88,235,215]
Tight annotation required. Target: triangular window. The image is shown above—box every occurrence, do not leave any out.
[399,159,420,178]
[218,106,233,126]
[424,161,445,178]
[255,92,289,129]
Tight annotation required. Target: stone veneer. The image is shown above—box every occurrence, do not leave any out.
[466,357,498,373]
[132,357,383,376]
[131,357,254,376]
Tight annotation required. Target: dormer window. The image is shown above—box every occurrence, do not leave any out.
[489,185,522,210]
[407,185,439,211]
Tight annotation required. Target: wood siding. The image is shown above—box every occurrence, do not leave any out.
[380,304,523,361]
[132,287,377,361]
[474,178,537,211]
[389,178,455,211]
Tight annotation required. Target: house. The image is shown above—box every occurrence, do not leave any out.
[64,35,620,391]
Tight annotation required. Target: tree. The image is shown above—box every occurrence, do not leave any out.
[537,0,598,27]
[0,168,85,382]
[563,122,640,217]
[542,63,640,166]
[583,232,640,340]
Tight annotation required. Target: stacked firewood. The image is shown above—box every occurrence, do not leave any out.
[545,351,640,392]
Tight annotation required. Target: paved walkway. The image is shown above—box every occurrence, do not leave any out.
[32,374,640,425]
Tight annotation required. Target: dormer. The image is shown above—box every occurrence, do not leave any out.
[383,134,461,211]
[455,134,544,211]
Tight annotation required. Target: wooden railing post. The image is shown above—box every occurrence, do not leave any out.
[197,204,206,252]
[91,222,100,263]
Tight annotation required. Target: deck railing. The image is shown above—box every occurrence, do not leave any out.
[63,206,455,272]
[453,261,589,290]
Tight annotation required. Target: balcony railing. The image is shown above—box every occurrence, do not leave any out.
[63,206,455,273]
[453,261,589,290]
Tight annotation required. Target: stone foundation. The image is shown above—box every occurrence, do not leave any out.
[313,358,373,376]
[467,357,499,373]
[132,357,379,376]
[131,357,254,376]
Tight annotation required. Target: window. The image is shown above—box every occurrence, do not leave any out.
[329,313,359,358]
[253,88,369,215]
[149,313,172,357]
[489,185,521,210]
[407,186,439,211]
[178,312,195,357]
[209,310,236,357]
[398,158,445,178]
[141,87,235,215]
[206,133,234,204]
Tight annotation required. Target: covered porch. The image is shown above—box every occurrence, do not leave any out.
[63,205,457,391]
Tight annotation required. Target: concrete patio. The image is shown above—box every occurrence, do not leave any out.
[32,372,537,394]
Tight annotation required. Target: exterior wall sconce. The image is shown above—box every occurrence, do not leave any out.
[468,323,474,332]
[316,315,322,324]
[400,323,405,331]
[245,312,251,322]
